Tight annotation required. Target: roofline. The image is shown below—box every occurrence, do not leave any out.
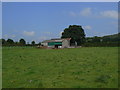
[42,38,71,43]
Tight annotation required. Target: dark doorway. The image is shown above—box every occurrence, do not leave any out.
[55,45,58,48]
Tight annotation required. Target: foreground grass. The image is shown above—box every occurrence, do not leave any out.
[2,47,118,88]
[0,47,2,89]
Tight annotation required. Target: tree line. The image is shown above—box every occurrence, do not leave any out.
[0,38,39,46]
[1,25,119,47]
[0,35,119,47]
[83,35,120,47]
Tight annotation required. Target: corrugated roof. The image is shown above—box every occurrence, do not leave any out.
[42,40,52,43]
[42,38,71,43]
[42,39,63,43]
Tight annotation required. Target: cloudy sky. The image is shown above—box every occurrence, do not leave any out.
[2,2,118,43]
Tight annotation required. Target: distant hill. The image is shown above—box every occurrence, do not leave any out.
[86,33,120,43]
[102,33,120,42]
[84,33,119,47]
[102,33,119,38]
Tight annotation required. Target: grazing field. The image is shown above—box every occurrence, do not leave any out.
[0,47,2,89]
[2,47,118,88]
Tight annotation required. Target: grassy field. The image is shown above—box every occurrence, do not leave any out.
[2,47,118,88]
[0,47,2,89]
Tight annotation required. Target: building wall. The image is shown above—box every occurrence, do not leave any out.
[62,40,70,48]
[48,46,54,48]
[41,42,48,46]
[41,39,71,48]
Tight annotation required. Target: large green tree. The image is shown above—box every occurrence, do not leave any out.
[61,25,85,45]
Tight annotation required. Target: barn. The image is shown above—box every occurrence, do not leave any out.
[41,38,71,48]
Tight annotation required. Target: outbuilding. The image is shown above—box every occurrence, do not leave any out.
[41,38,71,48]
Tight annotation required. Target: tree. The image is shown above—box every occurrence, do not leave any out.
[31,41,35,46]
[92,36,101,42]
[19,39,26,46]
[6,39,14,46]
[14,42,19,46]
[38,42,41,45]
[0,39,2,46]
[61,25,85,45]
[1,39,6,45]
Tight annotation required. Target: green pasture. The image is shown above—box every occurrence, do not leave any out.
[0,47,2,89]
[2,47,118,88]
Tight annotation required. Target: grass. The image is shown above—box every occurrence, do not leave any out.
[0,47,2,89]
[2,47,118,88]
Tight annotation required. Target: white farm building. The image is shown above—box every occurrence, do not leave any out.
[41,38,71,48]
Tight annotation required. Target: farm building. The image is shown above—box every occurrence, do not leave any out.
[41,38,71,48]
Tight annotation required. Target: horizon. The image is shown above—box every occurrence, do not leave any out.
[2,2,118,43]
[1,32,119,44]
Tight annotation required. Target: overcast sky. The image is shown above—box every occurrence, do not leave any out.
[2,2,118,43]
